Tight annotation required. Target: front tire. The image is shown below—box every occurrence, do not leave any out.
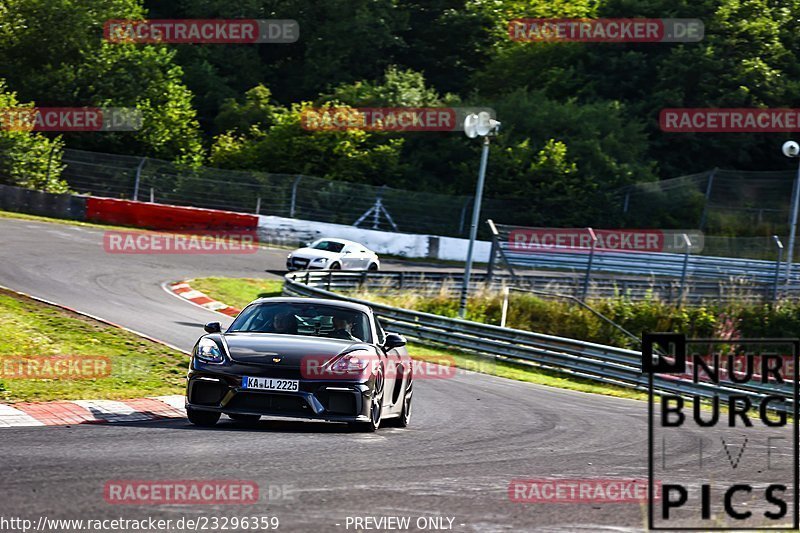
[385,381,412,428]
[367,263,379,272]
[330,262,341,270]
[350,368,384,432]
[187,407,220,427]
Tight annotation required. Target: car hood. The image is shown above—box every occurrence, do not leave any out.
[221,333,368,366]
[292,247,340,259]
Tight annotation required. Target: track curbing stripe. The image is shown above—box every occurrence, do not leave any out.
[166,280,242,318]
[0,395,187,428]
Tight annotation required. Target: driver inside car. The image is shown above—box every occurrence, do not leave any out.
[330,315,357,341]
[266,310,297,334]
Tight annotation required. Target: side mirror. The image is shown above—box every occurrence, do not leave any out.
[384,333,407,350]
[204,322,222,334]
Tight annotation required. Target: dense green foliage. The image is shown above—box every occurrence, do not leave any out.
[0,81,66,192]
[0,0,203,165]
[2,0,799,228]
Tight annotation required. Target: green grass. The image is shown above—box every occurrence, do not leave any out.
[190,276,648,401]
[0,288,189,403]
[190,277,284,309]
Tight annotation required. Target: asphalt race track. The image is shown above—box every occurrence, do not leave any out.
[0,217,794,532]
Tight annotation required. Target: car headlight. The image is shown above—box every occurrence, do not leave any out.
[195,337,225,364]
[328,350,373,373]
[312,257,327,263]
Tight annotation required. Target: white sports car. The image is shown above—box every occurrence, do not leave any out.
[286,238,381,271]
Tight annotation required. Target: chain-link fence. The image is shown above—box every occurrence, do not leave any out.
[55,149,800,259]
[610,168,800,260]
[60,149,522,238]
[615,169,795,235]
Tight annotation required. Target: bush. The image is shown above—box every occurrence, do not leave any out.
[0,79,66,192]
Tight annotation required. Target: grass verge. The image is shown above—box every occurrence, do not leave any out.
[189,277,284,309]
[190,276,648,401]
[0,288,188,403]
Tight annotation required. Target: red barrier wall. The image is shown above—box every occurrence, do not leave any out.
[85,197,258,231]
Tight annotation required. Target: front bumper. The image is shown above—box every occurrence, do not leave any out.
[185,367,374,423]
[286,264,329,271]
[286,257,330,270]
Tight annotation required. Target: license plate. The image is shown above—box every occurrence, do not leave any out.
[241,376,299,392]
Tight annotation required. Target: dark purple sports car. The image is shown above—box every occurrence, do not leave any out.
[185,297,412,432]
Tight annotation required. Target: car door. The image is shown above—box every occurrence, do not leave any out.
[356,247,371,269]
[341,245,359,269]
[339,245,352,269]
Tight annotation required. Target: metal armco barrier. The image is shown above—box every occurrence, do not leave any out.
[0,184,86,220]
[487,221,799,302]
[85,197,258,231]
[499,247,798,284]
[283,269,796,304]
[0,183,259,231]
[283,270,794,408]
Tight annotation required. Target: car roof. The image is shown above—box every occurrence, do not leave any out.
[248,296,373,314]
[313,237,363,247]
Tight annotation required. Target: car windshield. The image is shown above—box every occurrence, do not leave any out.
[311,240,345,253]
[227,302,372,343]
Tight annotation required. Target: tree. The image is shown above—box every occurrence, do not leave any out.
[145,0,410,123]
[322,66,450,107]
[0,0,203,163]
[210,93,407,184]
[0,80,66,192]
[458,88,657,226]
[472,0,800,178]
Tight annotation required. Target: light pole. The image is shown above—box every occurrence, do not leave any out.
[782,140,800,289]
[458,112,501,319]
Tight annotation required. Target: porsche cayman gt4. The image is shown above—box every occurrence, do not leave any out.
[185,297,412,432]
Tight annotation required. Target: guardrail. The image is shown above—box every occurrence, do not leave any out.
[283,270,794,408]
[286,268,789,304]
[486,221,798,302]
[499,247,794,283]
[0,183,86,221]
